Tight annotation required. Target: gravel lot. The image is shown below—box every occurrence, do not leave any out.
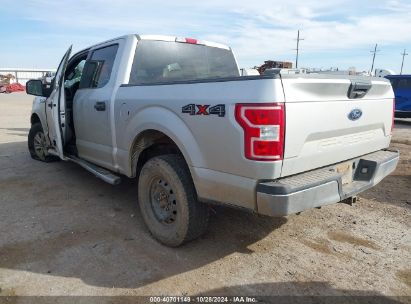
[0,92,410,302]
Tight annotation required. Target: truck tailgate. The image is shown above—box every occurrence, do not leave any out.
[280,75,394,177]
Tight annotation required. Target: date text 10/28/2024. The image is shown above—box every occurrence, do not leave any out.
[149,296,258,303]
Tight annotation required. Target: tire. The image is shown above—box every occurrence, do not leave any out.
[138,154,209,247]
[28,122,58,162]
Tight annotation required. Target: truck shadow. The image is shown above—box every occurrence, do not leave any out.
[360,175,411,209]
[360,141,410,209]
[0,141,287,289]
[0,282,404,302]
[196,282,404,303]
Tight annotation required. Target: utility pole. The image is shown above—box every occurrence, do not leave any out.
[400,49,408,74]
[295,30,304,69]
[370,44,380,76]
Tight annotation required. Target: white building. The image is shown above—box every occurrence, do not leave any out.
[0,68,55,85]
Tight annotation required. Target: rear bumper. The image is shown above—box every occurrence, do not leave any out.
[256,149,399,217]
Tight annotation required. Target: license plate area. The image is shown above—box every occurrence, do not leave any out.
[335,161,354,185]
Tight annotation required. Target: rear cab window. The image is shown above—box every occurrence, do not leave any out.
[129,40,239,85]
[388,77,411,90]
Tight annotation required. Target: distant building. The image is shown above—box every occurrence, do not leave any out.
[0,68,55,85]
[305,67,369,76]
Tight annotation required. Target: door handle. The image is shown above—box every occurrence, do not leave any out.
[94,102,106,111]
[47,103,56,108]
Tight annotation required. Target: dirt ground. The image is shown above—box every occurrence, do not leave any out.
[0,92,410,302]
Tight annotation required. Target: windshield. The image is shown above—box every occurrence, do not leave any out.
[129,40,239,84]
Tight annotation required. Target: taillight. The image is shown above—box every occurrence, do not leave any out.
[235,103,285,161]
[185,38,198,44]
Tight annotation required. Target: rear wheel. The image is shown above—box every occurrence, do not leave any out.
[28,122,58,162]
[138,154,209,247]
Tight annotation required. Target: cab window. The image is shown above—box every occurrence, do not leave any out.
[79,44,118,89]
[65,60,85,88]
[390,78,411,90]
[397,78,411,89]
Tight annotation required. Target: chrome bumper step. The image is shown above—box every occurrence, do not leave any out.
[66,155,121,185]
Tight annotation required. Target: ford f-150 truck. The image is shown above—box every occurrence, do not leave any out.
[26,34,399,246]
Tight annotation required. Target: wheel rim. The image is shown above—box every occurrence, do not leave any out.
[33,131,48,160]
[149,177,177,224]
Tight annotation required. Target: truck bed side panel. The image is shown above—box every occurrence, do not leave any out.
[114,77,285,208]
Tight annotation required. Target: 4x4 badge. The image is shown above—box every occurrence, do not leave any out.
[182,104,225,117]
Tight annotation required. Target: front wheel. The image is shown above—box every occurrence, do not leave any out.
[138,154,209,247]
[28,122,58,162]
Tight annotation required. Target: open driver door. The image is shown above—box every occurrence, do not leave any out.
[45,45,72,159]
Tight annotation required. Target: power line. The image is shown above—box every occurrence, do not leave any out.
[400,49,408,75]
[369,44,380,75]
[294,30,304,69]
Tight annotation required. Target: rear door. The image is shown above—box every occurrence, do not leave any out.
[280,75,394,177]
[45,46,72,159]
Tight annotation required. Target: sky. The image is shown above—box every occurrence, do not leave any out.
[1,0,410,73]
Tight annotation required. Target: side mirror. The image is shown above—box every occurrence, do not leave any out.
[26,79,43,96]
[26,79,52,97]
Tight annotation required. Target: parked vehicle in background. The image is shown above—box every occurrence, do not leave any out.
[375,69,395,78]
[41,71,56,84]
[26,34,399,246]
[385,74,411,118]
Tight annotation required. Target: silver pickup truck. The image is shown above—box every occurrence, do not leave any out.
[26,34,399,246]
